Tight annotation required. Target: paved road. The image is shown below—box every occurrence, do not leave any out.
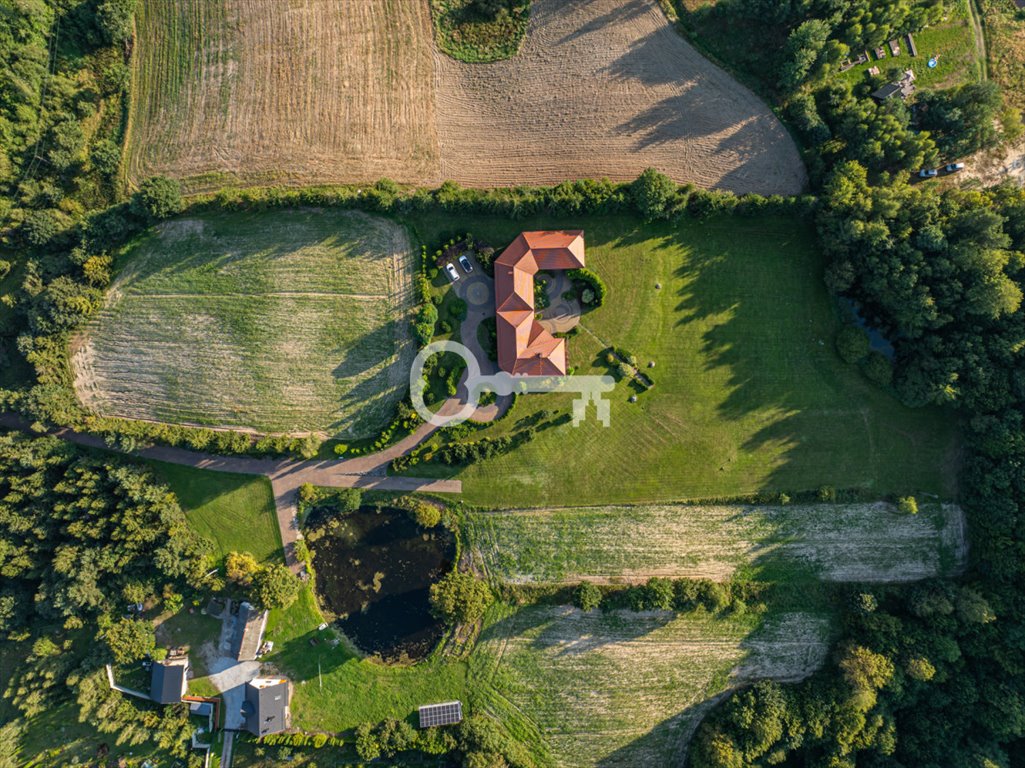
[450,256,513,422]
[0,411,462,574]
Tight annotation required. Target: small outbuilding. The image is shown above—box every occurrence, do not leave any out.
[242,678,291,737]
[872,69,916,102]
[233,601,268,662]
[150,657,189,704]
[906,33,918,57]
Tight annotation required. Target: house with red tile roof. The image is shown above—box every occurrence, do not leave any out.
[495,231,585,376]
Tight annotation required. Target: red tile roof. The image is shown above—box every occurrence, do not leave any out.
[495,231,585,376]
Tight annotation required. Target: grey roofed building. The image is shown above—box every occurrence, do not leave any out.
[150,657,189,704]
[233,601,268,662]
[242,678,291,737]
[871,82,902,101]
[872,69,916,102]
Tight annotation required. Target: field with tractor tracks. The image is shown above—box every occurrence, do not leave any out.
[126,0,804,194]
[468,502,966,584]
[71,209,414,437]
[469,604,830,767]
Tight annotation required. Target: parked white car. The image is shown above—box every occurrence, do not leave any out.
[945,163,965,173]
[445,263,460,282]
[918,168,939,178]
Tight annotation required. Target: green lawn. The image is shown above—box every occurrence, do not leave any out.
[401,212,959,507]
[74,208,414,437]
[258,581,831,768]
[468,502,964,585]
[155,606,223,677]
[981,0,1025,112]
[262,585,468,733]
[149,461,282,564]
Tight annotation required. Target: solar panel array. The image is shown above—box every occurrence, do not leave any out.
[418,700,463,728]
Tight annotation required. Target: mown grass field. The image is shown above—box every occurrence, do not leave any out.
[73,209,414,438]
[468,502,964,584]
[149,461,281,564]
[402,212,959,506]
[261,580,830,768]
[263,585,468,733]
[469,604,830,768]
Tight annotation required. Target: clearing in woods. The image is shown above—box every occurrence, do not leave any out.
[126,0,804,194]
[470,604,830,768]
[468,502,966,584]
[71,209,414,437]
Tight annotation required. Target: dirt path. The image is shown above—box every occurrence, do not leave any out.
[0,411,461,575]
[968,0,989,81]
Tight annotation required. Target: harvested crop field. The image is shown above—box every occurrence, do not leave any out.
[127,0,804,194]
[71,209,414,437]
[126,0,439,188]
[470,605,829,767]
[469,502,966,584]
[434,0,804,192]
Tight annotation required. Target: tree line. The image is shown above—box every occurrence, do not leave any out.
[679,0,1025,765]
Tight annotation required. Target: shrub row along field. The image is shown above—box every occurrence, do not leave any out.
[468,502,965,584]
[127,0,803,193]
[72,209,414,437]
[126,0,439,190]
[402,211,959,506]
[469,604,830,768]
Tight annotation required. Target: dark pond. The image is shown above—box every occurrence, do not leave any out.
[309,507,454,661]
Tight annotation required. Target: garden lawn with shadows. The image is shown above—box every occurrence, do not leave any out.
[400,212,959,506]
[72,209,414,437]
[149,461,281,564]
[261,584,468,734]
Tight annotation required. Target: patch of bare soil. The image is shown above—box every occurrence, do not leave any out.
[433,0,806,192]
[957,138,1025,188]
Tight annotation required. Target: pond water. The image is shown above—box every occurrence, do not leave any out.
[309,507,454,661]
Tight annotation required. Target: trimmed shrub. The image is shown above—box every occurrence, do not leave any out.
[567,268,607,307]
[632,167,677,221]
[575,582,603,612]
[430,571,493,625]
[862,351,893,386]
[897,496,919,515]
[836,325,870,364]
